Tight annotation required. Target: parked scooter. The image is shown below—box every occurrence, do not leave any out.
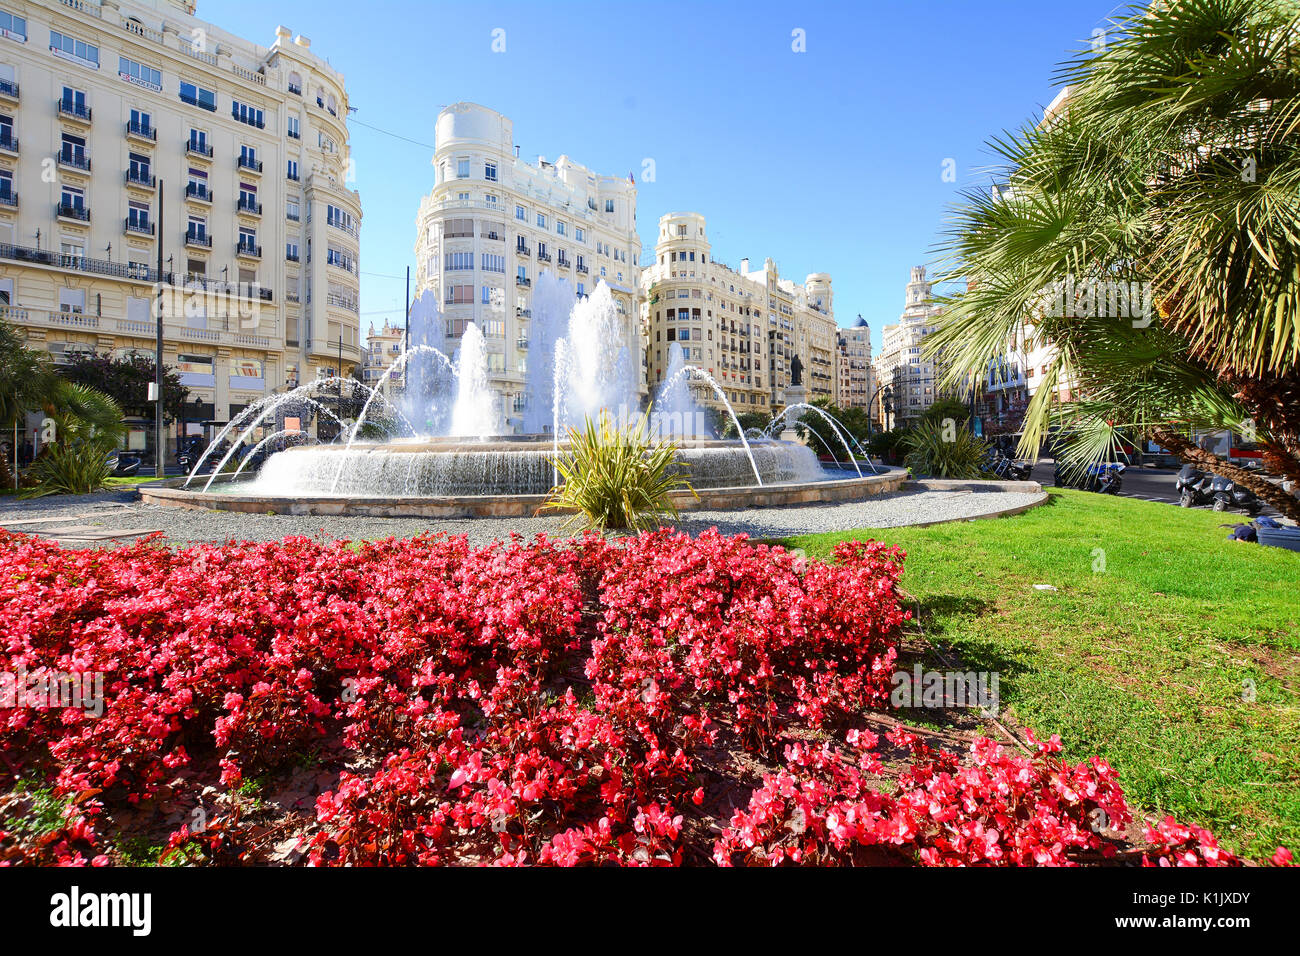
[1176,465,1260,513]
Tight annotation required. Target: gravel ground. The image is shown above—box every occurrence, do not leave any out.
[0,487,1046,549]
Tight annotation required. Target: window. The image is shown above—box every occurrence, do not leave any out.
[239,182,258,209]
[556,220,566,236]
[444,284,473,305]
[287,115,300,138]
[575,227,584,243]
[444,218,473,239]
[445,251,473,271]
[536,212,546,229]
[127,199,150,231]
[287,159,298,181]
[187,215,207,240]
[239,144,259,169]
[481,253,504,273]
[188,167,210,201]
[50,31,98,67]
[288,71,302,95]
[456,158,469,178]
[232,100,265,128]
[327,205,354,234]
[286,241,299,261]
[128,151,151,183]
[119,56,161,91]
[60,86,88,116]
[605,199,614,213]
[129,108,152,136]
[326,247,354,273]
[180,81,216,111]
[515,205,526,221]
[286,199,300,221]
[485,161,497,182]
[0,169,12,201]
[318,132,335,153]
[59,132,86,167]
[0,10,26,41]
[189,128,208,153]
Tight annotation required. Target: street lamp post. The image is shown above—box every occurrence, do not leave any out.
[153,179,165,478]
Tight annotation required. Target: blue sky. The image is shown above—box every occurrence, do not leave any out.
[206,0,1121,345]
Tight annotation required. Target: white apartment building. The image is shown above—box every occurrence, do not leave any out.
[836,315,872,410]
[0,0,360,457]
[872,266,945,428]
[640,211,837,414]
[413,102,642,427]
[362,319,402,387]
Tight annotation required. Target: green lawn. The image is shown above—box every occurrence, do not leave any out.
[784,489,1300,858]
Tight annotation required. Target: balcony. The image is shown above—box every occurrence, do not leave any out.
[186,138,213,159]
[237,155,263,174]
[0,242,169,282]
[537,251,552,264]
[288,84,302,96]
[326,217,357,238]
[125,120,155,142]
[576,264,589,275]
[57,151,91,173]
[124,218,155,236]
[0,132,14,155]
[515,243,531,257]
[185,231,212,249]
[0,79,16,102]
[515,275,531,288]
[124,169,156,189]
[231,108,265,130]
[286,250,299,262]
[483,230,504,242]
[180,92,217,112]
[57,99,91,124]
[556,257,571,269]
[236,197,263,216]
[516,337,529,351]
[236,241,262,259]
[185,183,212,204]
[0,193,16,208]
[56,202,90,223]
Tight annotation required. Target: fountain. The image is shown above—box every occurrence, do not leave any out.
[144,274,906,516]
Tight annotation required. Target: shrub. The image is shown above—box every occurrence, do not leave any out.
[0,528,1288,867]
[902,419,993,479]
[20,439,113,498]
[544,411,695,532]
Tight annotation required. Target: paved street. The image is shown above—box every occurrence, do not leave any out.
[1030,460,1283,518]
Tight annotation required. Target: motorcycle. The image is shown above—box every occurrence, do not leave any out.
[1177,466,1259,513]
[105,451,141,478]
[1055,460,1125,493]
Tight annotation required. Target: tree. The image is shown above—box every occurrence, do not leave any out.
[60,351,189,423]
[794,398,870,458]
[929,0,1300,518]
[920,396,972,427]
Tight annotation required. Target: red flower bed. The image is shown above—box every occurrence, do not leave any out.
[0,528,1288,867]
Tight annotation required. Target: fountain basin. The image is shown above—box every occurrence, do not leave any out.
[235,437,831,498]
[140,468,907,518]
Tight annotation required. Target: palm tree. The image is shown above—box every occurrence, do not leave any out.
[0,318,59,488]
[0,317,126,490]
[929,0,1300,518]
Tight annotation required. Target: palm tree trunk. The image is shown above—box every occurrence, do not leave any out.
[1151,427,1300,522]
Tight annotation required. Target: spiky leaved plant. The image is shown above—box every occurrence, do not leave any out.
[543,410,696,532]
